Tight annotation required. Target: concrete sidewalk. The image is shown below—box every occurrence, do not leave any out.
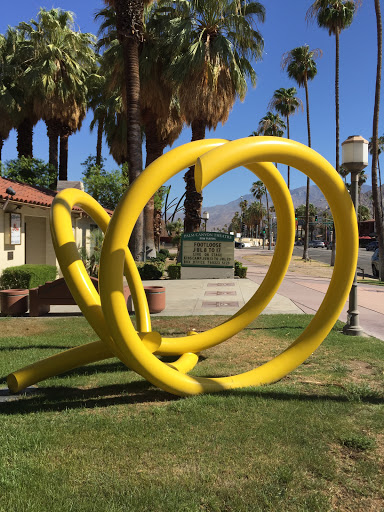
[46,277,302,318]
[36,250,384,341]
[237,249,384,341]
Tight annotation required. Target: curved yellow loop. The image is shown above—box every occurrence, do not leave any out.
[7,137,358,397]
[7,189,196,392]
[99,137,358,396]
[50,188,151,337]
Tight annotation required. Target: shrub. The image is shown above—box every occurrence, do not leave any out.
[0,264,57,290]
[168,263,181,280]
[234,260,247,279]
[137,262,164,280]
[158,248,170,258]
[149,253,167,263]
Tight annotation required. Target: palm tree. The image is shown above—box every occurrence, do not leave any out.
[306,1,357,175]
[20,8,96,186]
[0,33,16,163]
[369,135,384,221]
[1,27,38,159]
[371,0,383,280]
[255,112,285,249]
[95,4,184,257]
[282,45,322,261]
[257,111,286,138]
[251,180,267,240]
[245,201,265,238]
[160,0,265,232]
[269,87,303,189]
[103,0,154,261]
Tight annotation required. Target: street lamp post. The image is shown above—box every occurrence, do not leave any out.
[341,135,368,336]
[202,211,209,232]
[240,196,243,238]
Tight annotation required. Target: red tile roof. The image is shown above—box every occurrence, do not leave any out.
[0,177,113,215]
[0,176,57,207]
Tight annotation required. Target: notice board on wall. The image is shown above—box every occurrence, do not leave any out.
[181,232,235,268]
[10,213,21,245]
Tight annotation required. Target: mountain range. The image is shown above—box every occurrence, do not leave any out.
[202,184,378,230]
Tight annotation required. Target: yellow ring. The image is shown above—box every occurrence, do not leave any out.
[99,137,358,396]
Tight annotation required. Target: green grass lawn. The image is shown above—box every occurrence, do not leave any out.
[0,315,383,512]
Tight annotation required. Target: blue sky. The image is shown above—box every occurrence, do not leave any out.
[1,1,382,208]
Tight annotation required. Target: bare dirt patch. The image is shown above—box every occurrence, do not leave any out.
[347,360,377,379]
[242,254,334,279]
[0,319,49,338]
[198,331,289,375]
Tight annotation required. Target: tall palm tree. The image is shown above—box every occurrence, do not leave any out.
[257,111,286,138]
[282,45,322,261]
[1,27,38,159]
[104,0,154,261]
[161,0,265,232]
[256,112,285,249]
[269,87,303,189]
[95,4,184,257]
[251,180,267,240]
[245,201,265,238]
[306,1,357,175]
[20,8,96,186]
[0,33,16,163]
[369,135,384,221]
[371,0,383,280]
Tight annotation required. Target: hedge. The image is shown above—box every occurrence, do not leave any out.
[137,262,164,280]
[234,261,247,279]
[167,263,181,280]
[0,264,58,290]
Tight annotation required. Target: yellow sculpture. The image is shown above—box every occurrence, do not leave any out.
[7,137,358,397]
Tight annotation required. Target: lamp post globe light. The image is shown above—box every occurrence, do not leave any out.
[202,211,209,232]
[341,135,369,336]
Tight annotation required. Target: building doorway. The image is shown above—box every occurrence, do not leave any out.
[25,216,46,264]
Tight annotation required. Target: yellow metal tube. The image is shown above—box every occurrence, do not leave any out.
[99,137,358,396]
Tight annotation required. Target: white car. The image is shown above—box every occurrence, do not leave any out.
[309,240,325,248]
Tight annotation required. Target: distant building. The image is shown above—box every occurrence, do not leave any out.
[359,219,376,238]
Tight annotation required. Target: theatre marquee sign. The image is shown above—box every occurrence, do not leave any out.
[181,232,235,268]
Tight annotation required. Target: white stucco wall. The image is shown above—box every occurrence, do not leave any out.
[0,201,95,276]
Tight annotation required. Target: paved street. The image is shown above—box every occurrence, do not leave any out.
[294,246,376,278]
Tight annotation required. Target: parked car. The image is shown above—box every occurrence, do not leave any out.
[235,241,245,249]
[366,240,379,251]
[371,248,380,278]
[309,240,325,248]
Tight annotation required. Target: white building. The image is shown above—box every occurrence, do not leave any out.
[0,177,107,273]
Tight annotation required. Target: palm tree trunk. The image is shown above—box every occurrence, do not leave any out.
[184,119,206,232]
[0,137,3,166]
[144,113,167,258]
[335,28,340,174]
[59,133,69,181]
[286,115,290,190]
[46,119,60,189]
[372,0,383,280]
[96,117,104,167]
[115,0,144,261]
[303,77,311,261]
[378,157,383,221]
[17,118,33,158]
[266,192,271,250]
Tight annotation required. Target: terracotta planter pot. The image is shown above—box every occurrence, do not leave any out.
[0,289,29,316]
[144,286,166,313]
